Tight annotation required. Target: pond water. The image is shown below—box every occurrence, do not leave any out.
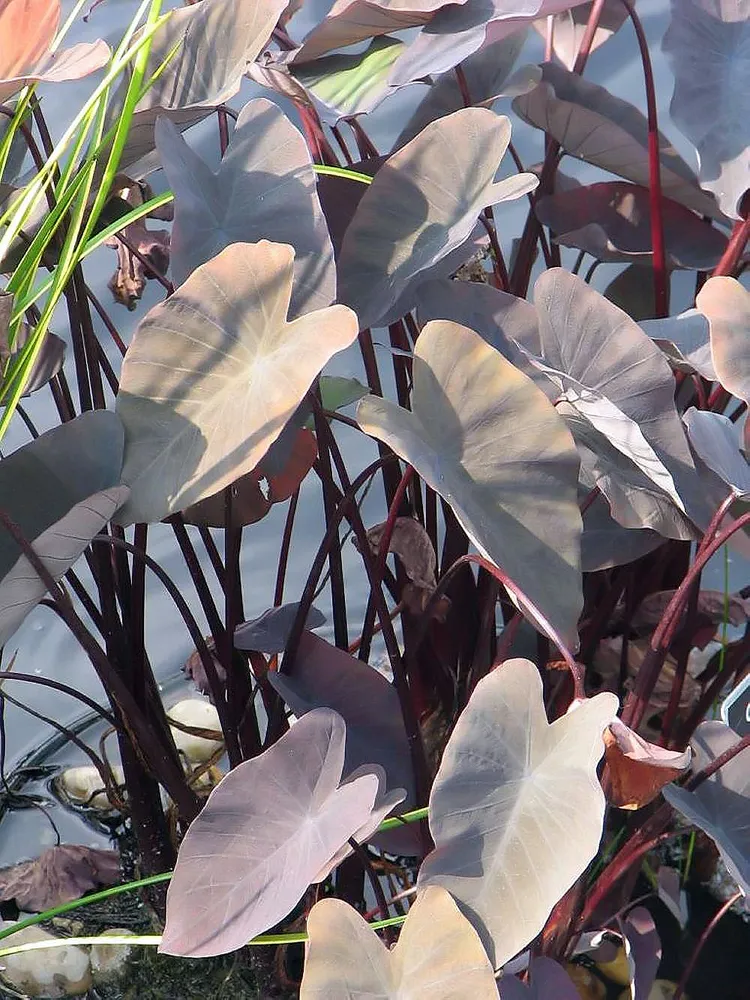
[1,0,747,868]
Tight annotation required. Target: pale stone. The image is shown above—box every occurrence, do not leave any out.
[56,765,125,811]
[167,698,223,763]
[89,927,137,982]
[0,921,92,998]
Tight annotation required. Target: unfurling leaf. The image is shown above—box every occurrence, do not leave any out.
[662,721,750,895]
[159,709,384,957]
[604,718,691,810]
[115,242,358,525]
[301,886,499,998]
[358,319,583,649]
[418,659,618,967]
[0,845,120,912]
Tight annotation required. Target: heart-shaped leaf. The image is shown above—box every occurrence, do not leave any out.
[357,319,583,649]
[156,99,336,316]
[534,182,729,270]
[662,721,749,895]
[114,0,289,176]
[337,108,537,331]
[115,241,358,525]
[301,885,499,998]
[698,276,750,403]
[513,62,724,220]
[0,485,129,647]
[159,709,382,957]
[0,0,109,103]
[663,0,750,218]
[268,631,417,853]
[418,658,618,967]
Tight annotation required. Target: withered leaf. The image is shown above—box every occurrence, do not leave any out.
[0,845,120,912]
[104,176,171,310]
[604,718,691,810]
[355,516,448,617]
[632,589,750,632]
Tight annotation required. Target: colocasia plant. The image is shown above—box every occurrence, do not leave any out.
[0,0,748,996]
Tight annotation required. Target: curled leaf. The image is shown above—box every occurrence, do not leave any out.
[156,99,335,316]
[354,517,443,616]
[604,718,691,810]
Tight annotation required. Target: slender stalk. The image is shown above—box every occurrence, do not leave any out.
[673,891,743,1000]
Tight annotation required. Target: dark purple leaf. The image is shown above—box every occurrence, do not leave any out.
[268,631,418,854]
[234,603,326,653]
[535,182,729,270]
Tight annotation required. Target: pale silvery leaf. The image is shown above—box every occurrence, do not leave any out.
[683,409,750,497]
[499,956,581,999]
[160,709,382,957]
[532,1,628,70]
[115,242,358,525]
[418,659,618,967]
[156,99,336,316]
[0,486,129,647]
[698,276,750,403]
[337,108,537,331]
[357,319,583,650]
[301,886,499,998]
[663,721,750,895]
[663,0,750,219]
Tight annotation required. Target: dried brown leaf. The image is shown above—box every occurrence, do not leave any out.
[0,845,120,912]
[604,718,691,810]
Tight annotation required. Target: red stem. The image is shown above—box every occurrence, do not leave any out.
[618,0,668,316]
[711,214,750,278]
